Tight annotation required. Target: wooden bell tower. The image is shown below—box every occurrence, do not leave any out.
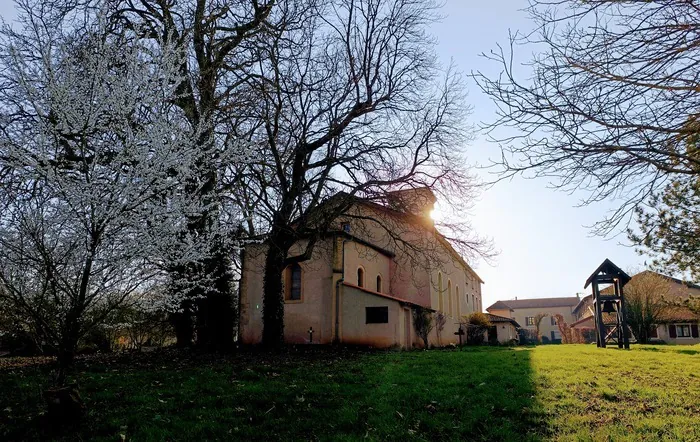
[584,259,632,349]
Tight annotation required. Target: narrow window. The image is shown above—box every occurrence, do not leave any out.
[357,267,365,288]
[437,272,443,311]
[551,316,558,326]
[366,306,389,324]
[456,285,461,318]
[447,280,453,316]
[285,264,302,301]
[376,274,382,293]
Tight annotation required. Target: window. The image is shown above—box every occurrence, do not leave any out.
[357,267,365,288]
[366,306,389,324]
[447,280,453,316]
[649,326,658,338]
[526,316,535,326]
[437,272,443,311]
[456,286,461,317]
[342,223,351,233]
[551,316,558,326]
[376,274,382,293]
[676,324,692,338]
[285,264,302,301]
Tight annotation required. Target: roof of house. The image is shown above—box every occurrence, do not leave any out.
[342,281,432,310]
[485,300,514,312]
[658,307,698,323]
[572,294,593,314]
[486,297,581,311]
[486,313,521,328]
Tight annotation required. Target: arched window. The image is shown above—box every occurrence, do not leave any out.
[376,274,382,293]
[437,272,443,311]
[456,285,461,318]
[357,267,365,288]
[285,263,303,301]
[447,280,453,316]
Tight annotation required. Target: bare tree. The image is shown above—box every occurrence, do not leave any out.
[412,307,434,348]
[472,0,700,235]
[533,313,548,344]
[434,312,447,346]
[233,0,486,347]
[625,272,671,344]
[552,314,572,344]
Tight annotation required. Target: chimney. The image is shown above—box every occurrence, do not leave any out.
[385,187,437,223]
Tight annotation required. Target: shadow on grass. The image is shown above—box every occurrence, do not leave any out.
[677,349,699,355]
[1,346,545,441]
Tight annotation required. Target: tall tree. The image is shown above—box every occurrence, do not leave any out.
[473,1,700,237]
[0,2,237,380]
[235,0,483,347]
[631,168,700,281]
[624,272,670,344]
[113,0,276,347]
[533,313,548,344]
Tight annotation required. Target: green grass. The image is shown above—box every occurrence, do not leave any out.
[1,345,699,441]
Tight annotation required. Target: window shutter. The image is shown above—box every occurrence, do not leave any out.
[669,324,677,338]
[692,324,699,338]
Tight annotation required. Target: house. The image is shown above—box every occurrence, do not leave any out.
[485,313,520,344]
[239,188,485,348]
[571,271,700,344]
[486,296,581,342]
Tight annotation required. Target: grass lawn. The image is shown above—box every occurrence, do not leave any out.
[1,344,699,441]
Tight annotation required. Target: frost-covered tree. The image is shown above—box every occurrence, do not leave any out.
[0,3,243,381]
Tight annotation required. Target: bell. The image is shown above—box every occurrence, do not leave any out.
[602,300,616,313]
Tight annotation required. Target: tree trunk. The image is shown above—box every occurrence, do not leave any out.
[262,240,288,347]
[171,302,194,348]
[195,254,235,349]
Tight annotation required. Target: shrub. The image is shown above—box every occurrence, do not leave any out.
[463,312,491,345]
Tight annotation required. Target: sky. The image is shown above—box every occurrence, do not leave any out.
[0,1,646,307]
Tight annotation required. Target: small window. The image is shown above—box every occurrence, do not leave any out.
[376,274,382,293]
[551,316,558,326]
[526,316,535,326]
[342,223,351,233]
[366,306,389,324]
[357,267,365,287]
[285,264,302,301]
[676,324,691,337]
